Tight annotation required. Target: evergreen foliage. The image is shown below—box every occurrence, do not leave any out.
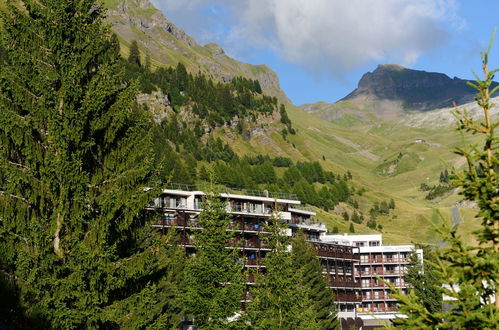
[291,231,340,329]
[0,1,182,328]
[182,192,245,328]
[246,214,317,328]
[401,246,442,315]
[128,40,141,67]
[124,60,278,127]
[349,223,355,233]
[390,34,499,329]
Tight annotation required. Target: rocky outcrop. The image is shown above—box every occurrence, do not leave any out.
[341,64,490,111]
[104,0,289,102]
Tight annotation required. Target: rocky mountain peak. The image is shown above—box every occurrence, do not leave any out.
[104,0,289,102]
[343,64,479,111]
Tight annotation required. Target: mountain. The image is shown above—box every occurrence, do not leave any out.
[301,64,499,123]
[103,0,290,102]
[342,64,479,111]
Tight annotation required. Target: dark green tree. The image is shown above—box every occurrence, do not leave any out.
[291,231,340,329]
[342,211,350,221]
[389,198,396,209]
[0,1,182,328]
[246,214,317,329]
[128,40,141,66]
[182,192,245,328]
[400,246,442,315]
[349,222,355,233]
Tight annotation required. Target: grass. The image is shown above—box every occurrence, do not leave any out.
[103,0,484,245]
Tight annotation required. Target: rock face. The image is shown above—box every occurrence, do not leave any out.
[104,0,289,102]
[342,64,484,111]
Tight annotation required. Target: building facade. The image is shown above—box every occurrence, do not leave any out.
[147,186,362,321]
[147,186,420,328]
[322,234,423,327]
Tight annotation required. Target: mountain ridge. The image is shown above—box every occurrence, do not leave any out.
[103,0,290,102]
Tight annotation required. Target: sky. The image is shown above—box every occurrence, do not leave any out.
[151,0,499,106]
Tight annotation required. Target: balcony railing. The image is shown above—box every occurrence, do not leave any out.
[358,306,397,313]
[361,257,410,264]
[229,239,270,250]
[329,280,361,288]
[362,293,396,301]
[334,292,363,302]
[358,269,404,276]
[313,242,358,259]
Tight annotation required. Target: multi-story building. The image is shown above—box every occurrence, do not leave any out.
[147,184,362,325]
[322,233,423,327]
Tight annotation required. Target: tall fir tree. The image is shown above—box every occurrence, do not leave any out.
[128,40,141,66]
[389,32,499,329]
[245,213,317,329]
[182,191,245,328]
[0,1,182,328]
[291,231,340,329]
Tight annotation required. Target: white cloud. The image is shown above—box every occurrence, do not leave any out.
[151,0,461,77]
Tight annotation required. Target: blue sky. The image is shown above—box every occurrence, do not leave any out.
[152,0,499,106]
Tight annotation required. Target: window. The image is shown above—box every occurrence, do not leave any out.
[369,241,380,246]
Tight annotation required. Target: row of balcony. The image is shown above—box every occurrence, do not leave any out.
[314,243,358,260]
[360,257,410,264]
[358,306,397,313]
[360,281,406,288]
[362,292,396,301]
[357,269,405,276]
[328,280,361,288]
[334,292,363,303]
[156,217,273,233]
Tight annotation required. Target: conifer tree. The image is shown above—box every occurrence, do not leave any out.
[128,40,141,66]
[389,33,499,329]
[0,1,182,327]
[291,231,340,329]
[246,214,317,328]
[402,245,442,315]
[182,191,245,328]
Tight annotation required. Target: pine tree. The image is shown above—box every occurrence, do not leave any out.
[128,40,141,66]
[182,191,245,328]
[291,231,340,329]
[349,222,355,233]
[0,1,181,328]
[389,198,396,209]
[246,213,317,329]
[389,33,499,329]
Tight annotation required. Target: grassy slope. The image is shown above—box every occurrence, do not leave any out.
[219,102,482,245]
[1,0,480,245]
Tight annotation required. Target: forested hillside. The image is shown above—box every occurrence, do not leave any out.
[123,52,354,212]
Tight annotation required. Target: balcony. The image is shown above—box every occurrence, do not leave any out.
[328,278,361,289]
[229,239,270,250]
[334,292,363,303]
[362,293,396,301]
[361,257,410,264]
[358,306,397,313]
[313,243,358,260]
[358,269,403,276]
[154,217,202,229]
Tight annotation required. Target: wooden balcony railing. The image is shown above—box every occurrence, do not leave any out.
[361,257,409,264]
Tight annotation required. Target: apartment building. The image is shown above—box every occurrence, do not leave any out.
[146,184,362,324]
[322,233,423,327]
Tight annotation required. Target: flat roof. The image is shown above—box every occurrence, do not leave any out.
[160,189,301,205]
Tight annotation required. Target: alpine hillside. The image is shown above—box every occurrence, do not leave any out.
[94,0,490,245]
